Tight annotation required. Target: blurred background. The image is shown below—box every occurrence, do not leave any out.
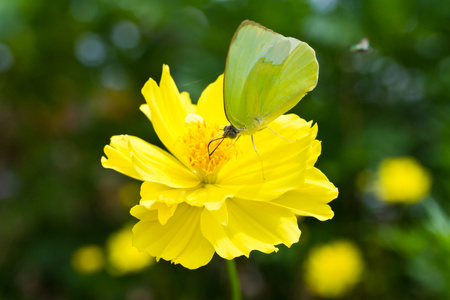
[1,0,449,299]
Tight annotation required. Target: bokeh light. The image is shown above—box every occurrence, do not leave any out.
[0,42,14,72]
[75,33,107,67]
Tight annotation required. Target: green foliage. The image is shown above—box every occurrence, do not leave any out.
[1,0,449,299]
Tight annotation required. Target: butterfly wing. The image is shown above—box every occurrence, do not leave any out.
[224,20,318,134]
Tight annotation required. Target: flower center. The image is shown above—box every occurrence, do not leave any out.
[180,120,238,182]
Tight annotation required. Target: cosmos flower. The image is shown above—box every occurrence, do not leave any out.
[304,240,364,298]
[376,157,431,204]
[101,65,338,269]
[106,225,154,275]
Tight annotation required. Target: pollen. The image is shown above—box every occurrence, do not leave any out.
[180,120,238,180]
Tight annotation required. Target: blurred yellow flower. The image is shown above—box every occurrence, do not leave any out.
[304,240,364,298]
[376,157,431,204]
[71,245,104,274]
[101,65,338,269]
[106,225,154,275]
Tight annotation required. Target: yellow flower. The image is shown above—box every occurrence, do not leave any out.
[376,157,431,204]
[71,245,104,274]
[304,240,364,298]
[101,65,338,269]
[106,225,154,275]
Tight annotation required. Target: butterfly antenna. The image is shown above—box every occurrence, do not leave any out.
[251,135,265,180]
[265,126,295,142]
[208,136,225,158]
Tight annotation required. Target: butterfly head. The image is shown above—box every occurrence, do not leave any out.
[223,124,240,139]
[207,124,241,158]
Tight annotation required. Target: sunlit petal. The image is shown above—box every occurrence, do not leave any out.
[201,198,300,259]
[139,104,151,121]
[127,135,201,188]
[271,168,338,221]
[141,65,192,161]
[140,181,190,205]
[101,135,144,180]
[130,200,158,221]
[132,203,215,269]
[196,74,229,127]
[186,184,234,211]
[218,133,314,201]
[217,115,320,201]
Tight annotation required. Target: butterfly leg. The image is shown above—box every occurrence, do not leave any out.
[227,135,241,150]
[251,135,265,180]
[265,126,294,142]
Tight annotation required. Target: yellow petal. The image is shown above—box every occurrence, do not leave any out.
[196,74,229,127]
[132,203,215,269]
[139,104,151,121]
[271,168,338,221]
[141,91,196,121]
[307,140,322,168]
[180,91,196,115]
[267,114,317,141]
[132,199,179,226]
[200,206,245,259]
[218,135,313,201]
[141,65,192,162]
[130,201,158,221]
[138,182,191,225]
[234,115,316,161]
[126,135,201,188]
[209,203,229,226]
[200,198,300,260]
[152,202,179,225]
[185,113,203,123]
[101,135,144,180]
[185,184,234,211]
[140,181,190,205]
[218,114,317,201]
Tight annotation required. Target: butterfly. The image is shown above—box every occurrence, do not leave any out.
[351,38,372,53]
[209,20,319,159]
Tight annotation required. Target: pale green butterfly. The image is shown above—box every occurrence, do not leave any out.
[209,20,319,162]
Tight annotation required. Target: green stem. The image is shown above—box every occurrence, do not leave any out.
[226,259,242,300]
